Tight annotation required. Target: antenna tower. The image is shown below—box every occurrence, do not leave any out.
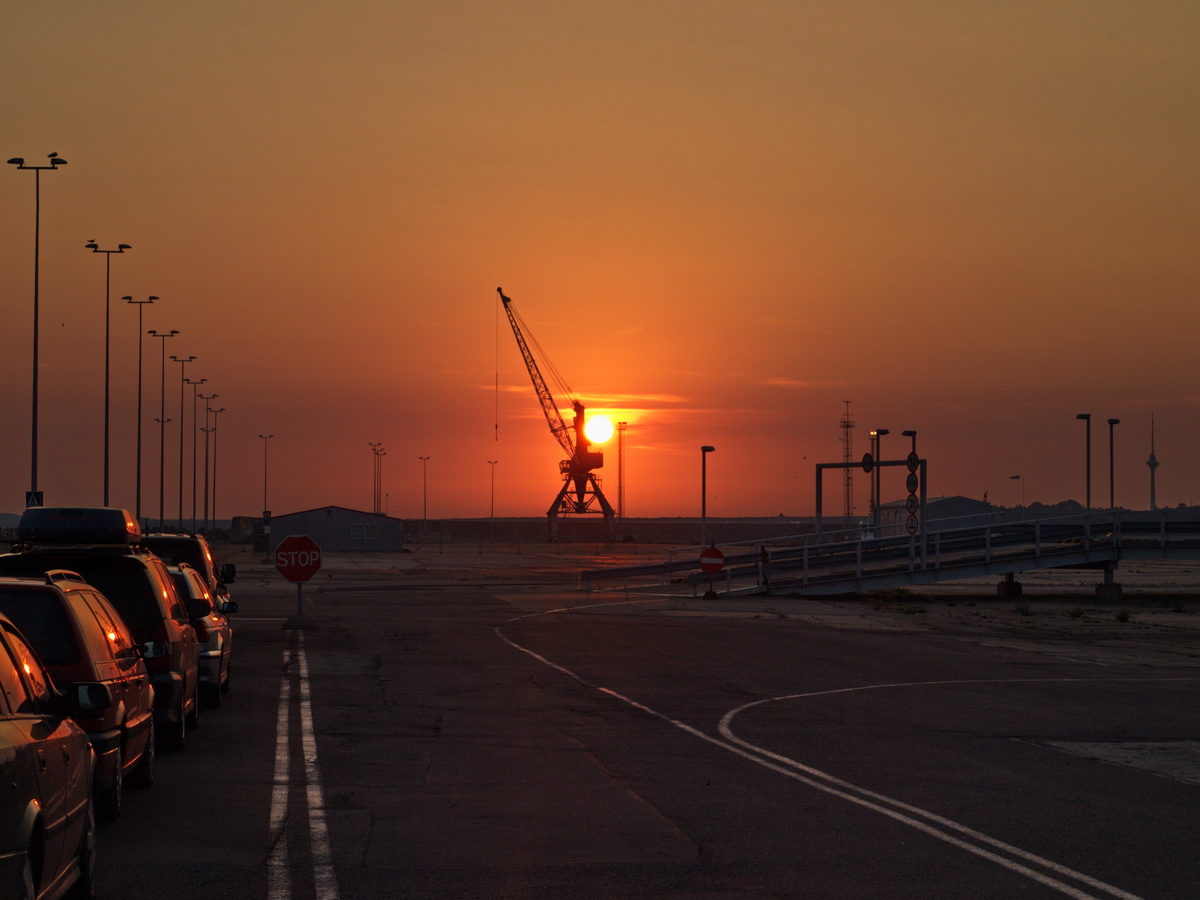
[840,400,855,519]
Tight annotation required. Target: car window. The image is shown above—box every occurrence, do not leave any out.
[2,623,51,708]
[71,591,119,662]
[0,587,81,666]
[0,633,33,714]
[82,591,134,659]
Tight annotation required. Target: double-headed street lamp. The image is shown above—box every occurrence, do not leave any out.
[700,445,715,546]
[171,356,197,527]
[369,443,386,514]
[8,152,68,504]
[1076,413,1092,510]
[123,296,157,521]
[185,377,207,530]
[198,395,218,527]
[1108,418,1120,509]
[209,407,226,525]
[150,330,179,526]
[85,240,131,505]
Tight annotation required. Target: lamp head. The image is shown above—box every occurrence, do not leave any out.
[902,430,917,437]
[1076,413,1091,421]
[875,428,890,437]
[7,158,25,166]
[1108,418,1120,426]
[85,241,99,250]
[118,243,131,251]
[701,445,715,453]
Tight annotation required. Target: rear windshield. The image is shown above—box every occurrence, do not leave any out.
[0,552,163,640]
[0,588,81,666]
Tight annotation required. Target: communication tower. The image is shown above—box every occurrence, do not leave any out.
[617,421,627,520]
[840,400,855,519]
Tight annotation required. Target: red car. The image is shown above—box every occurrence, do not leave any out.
[0,609,110,900]
[0,570,156,822]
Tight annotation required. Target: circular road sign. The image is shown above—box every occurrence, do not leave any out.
[861,452,874,474]
[275,534,322,583]
[907,451,920,472]
[906,472,920,494]
[699,546,725,574]
[906,515,919,535]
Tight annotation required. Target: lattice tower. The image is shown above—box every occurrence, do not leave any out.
[840,400,855,519]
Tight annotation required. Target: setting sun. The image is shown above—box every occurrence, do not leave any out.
[584,415,615,446]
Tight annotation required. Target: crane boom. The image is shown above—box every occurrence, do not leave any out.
[498,288,574,457]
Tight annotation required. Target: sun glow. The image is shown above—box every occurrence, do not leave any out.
[584,414,615,445]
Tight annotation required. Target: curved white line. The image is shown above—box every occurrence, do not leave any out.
[495,611,1152,900]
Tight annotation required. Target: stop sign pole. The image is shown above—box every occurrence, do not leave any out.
[275,534,322,625]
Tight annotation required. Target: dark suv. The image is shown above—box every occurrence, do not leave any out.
[142,532,236,605]
[0,507,200,751]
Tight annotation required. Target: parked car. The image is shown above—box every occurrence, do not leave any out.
[0,507,200,752]
[0,570,157,822]
[168,564,236,707]
[0,609,110,900]
[141,533,235,605]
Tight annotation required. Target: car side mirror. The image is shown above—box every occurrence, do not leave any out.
[221,600,239,615]
[140,640,168,660]
[219,563,236,583]
[187,598,213,620]
[69,682,113,715]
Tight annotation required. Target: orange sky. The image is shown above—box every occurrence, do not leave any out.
[3,3,1198,523]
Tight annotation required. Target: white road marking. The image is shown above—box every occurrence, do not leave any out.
[495,615,1157,900]
[267,636,341,900]
[298,633,340,900]
[267,649,292,900]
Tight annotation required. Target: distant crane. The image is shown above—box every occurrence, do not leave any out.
[498,287,615,541]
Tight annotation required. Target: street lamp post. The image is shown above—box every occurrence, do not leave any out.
[1108,418,1120,509]
[870,429,889,530]
[419,456,430,532]
[209,408,226,525]
[258,434,273,521]
[149,330,179,527]
[171,356,197,527]
[85,240,131,505]
[700,445,715,546]
[198,394,218,528]
[123,296,157,521]
[185,377,207,530]
[369,443,386,514]
[1076,413,1092,510]
[8,152,67,505]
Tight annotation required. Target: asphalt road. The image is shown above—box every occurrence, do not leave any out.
[94,549,1200,899]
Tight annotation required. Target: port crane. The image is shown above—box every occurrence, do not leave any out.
[498,287,615,541]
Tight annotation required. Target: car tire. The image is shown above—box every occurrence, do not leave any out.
[186,685,200,729]
[95,746,122,822]
[129,718,155,788]
[64,803,96,900]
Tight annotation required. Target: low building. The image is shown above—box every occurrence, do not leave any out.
[878,495,994,536]
[261,506,404,553]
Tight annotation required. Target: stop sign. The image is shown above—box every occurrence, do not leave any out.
[699,546,725,574]
[275,534,322,582]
